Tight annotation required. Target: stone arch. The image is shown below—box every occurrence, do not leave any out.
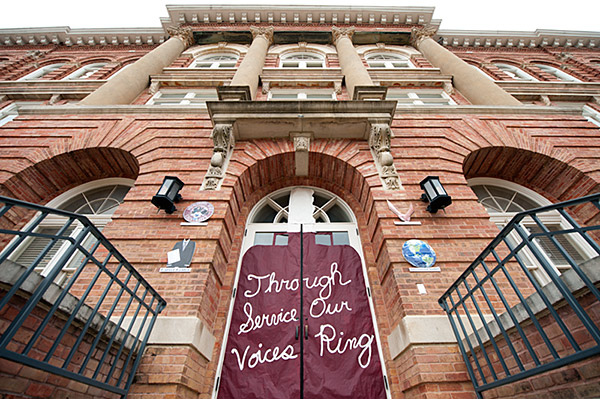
[0,147,139,206]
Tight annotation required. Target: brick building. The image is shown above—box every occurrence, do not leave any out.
[0,4,599,399]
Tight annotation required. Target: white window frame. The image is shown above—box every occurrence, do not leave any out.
[534,64,581,82]
[366,53,413,69]
[190,54,238,69]
[5,178,134,284]
[267,89,336,101]
[18,63,65,81]
[468,177,596,285]
[494,63,537,81]
[63,63,107,80]
[146,89,218,106]
[583,105,600,127]
[279,52,325,69]
[386,89,454,106]
[0,102,44,127]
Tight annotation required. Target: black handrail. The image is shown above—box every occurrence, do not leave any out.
[0,195,166,398]
[439,192,600,398]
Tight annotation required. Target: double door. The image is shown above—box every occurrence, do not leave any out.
[214,223,389,398]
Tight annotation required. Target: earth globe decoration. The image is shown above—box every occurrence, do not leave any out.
[402,239,437,268]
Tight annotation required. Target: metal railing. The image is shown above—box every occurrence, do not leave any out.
[0,195,166,398]
[439,193,600,398]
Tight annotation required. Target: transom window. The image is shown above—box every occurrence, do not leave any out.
[366,53,413,69]
[18,63,65,81]
[280,53,325,68]
[63,63,107,80]
[534,64,581,82]
[191,54,238,68]
[469,178,593,284]
[250,187,353,224]
[494,63,537,81]
[386,89,454,106]
[268,89,336,101]
[147,90,218,106]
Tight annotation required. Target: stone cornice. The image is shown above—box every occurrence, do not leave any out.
[16,104,584,117]
[161,6,438,30]
[437,29,600,49]
[0,27,166,47]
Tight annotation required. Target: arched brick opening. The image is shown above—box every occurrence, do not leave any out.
[0,147,139,206]
[463,146,600,227]
[206,145,399,395]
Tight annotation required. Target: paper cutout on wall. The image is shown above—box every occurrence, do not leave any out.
[160,239,195,273]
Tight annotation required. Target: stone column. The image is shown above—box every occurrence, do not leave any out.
[218,26,273,101]
[80,26,193,106]
[333,26,386,100]
[411,27,521,106]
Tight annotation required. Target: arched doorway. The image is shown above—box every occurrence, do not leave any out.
[213,186,391,399]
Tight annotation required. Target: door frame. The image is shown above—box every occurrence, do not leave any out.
[212,188,391,398]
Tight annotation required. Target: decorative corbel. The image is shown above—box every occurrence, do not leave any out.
[202,123,235,190]
[369,123,402,190]
[149,80,161,95]
[262,81,271,94]
[334,81,342,95]
[442,81,454,95]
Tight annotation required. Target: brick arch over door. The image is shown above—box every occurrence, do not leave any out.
[0,147,139,207]
[463,146,600,225]
[208,140,399,394]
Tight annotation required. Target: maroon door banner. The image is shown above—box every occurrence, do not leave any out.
[217,231,386,399]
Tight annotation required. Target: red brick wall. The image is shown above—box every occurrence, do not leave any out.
[0,290,128,399]
[0,108,599,398]
[449,46,600,82]
[0,46,155,81]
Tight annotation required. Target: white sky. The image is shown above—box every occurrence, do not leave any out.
[2,0,600,32]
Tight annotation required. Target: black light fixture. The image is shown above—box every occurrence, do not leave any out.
[151,176,184,214]
[420,176,452,213]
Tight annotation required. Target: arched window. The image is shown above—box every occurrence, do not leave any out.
[534,64,581,82]
[366,53,413,68]
[469,178,593,284]
[280,52,325,68]
[191,54,238,68]
[250,187,353,224]
[494,63,537,81]
[18,63,65,81]
[10,178,134,283]
[63,63,107,80]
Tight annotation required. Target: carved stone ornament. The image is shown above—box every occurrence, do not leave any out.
[250,26,274,44]
[293,136,310,152]
[262,81,271,94]
[369,123,402,190]
[410,26,438,48]
[202,123,235,190]
[332,26,355,44]
[166,26,194,48]
[149,81,160,95]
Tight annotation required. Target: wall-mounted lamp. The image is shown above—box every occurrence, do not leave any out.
[151,176,184,214]
[420,176,452,213]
